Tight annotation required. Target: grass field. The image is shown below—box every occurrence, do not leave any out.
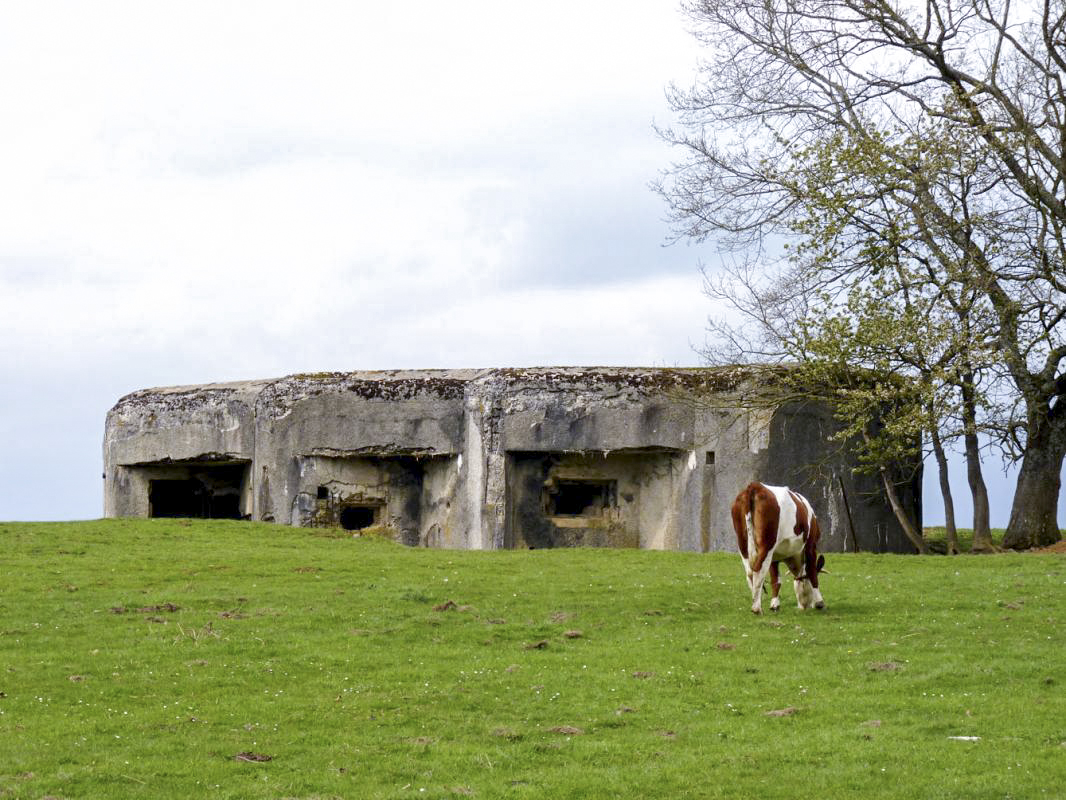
[1,519,1064,799]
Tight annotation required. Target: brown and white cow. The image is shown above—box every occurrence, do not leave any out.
[731,482,825,614]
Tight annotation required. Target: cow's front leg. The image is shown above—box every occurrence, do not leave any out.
[804,550,826,611]
[769,562,781,612]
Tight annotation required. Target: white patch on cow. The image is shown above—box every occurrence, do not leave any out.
[810,585,825,610]
[764,484,805,560]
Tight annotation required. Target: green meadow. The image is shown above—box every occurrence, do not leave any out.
[1,519,1063,799]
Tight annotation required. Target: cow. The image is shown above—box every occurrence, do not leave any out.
[731,482,826,614]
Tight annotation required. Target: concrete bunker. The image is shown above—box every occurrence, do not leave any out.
[104,367,922,553]
[505,449,688,549]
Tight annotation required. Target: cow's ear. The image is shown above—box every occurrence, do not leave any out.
[816,554,826,573]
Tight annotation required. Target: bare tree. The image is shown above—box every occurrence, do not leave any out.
[658,0,1066,548]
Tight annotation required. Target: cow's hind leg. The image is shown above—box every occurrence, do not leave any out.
[769,562,782,612]
[740,555,754,595]
[749,553,772,615]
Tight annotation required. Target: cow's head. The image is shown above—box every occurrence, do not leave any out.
[795,554,827,610]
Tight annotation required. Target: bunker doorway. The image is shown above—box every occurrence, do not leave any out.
[147,463,248,519]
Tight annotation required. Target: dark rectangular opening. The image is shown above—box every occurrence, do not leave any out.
[149,479,205,518]
[148,463,246,519]
[549,479,616,517]
[340,505,379,531]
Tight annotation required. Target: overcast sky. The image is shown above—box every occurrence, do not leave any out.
[0,1,1054,528]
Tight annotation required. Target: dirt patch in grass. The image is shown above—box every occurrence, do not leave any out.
[111,603,181,615]
[141,603,181,613]
[1034,540,1066,553]
[234,752,273,762]
[549,726,584,735]
[868,661,902,671]
[765,707,799,717]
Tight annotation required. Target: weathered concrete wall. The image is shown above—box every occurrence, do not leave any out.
[103,367,920,553]
[103,381,268,518]
[248,372,470,534]
[757,402,916,553]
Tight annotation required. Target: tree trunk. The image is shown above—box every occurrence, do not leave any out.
[963,433,993,552]
[1002,424,1065,549]
[960,372,994,552]
[879,467,928,554]
[930,426,959,555]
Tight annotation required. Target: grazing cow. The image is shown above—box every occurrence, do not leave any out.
[731,482,825,614]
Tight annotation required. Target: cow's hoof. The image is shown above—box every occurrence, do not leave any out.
[770,605,779,612]
[815,601,825,611]
[751,608,762,615]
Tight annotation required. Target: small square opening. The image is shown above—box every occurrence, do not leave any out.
[339,505,378,531]
[316,485,330,500]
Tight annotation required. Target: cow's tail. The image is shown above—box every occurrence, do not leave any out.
[746,482,758,540]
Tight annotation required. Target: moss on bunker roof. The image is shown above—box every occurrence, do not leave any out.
[110,365,792,414]
[486,366,767,393]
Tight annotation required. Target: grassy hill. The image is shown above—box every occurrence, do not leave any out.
[1,519,1063,799]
